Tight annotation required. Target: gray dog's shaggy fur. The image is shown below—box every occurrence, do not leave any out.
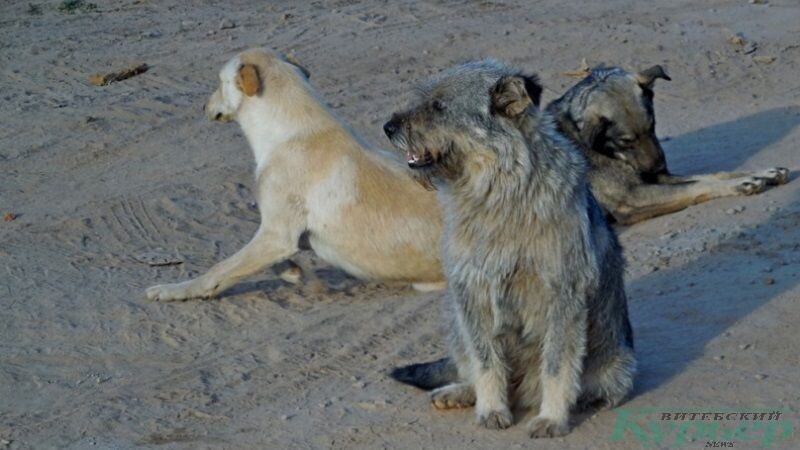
[384,61,635,437]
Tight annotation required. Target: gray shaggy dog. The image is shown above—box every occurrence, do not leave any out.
[383,61,635,437]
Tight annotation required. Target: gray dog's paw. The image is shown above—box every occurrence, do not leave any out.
[734,177,767,195]
[527,415,569,438]
[431,384,476,410]
[755,167,790,185]
[477,408,513,430]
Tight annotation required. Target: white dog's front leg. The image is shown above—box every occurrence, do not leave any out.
[146,226,298,301]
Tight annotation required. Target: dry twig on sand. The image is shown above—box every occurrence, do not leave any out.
[88,63,149,86]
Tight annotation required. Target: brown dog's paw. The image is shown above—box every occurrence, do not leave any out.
[477,408,513,430]
[527,415,570,438]
[734,177,766,195]
[431,384,476,410]
[755,167,790,185]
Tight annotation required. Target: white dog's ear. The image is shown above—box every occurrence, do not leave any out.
[236,64,261,96]
[285,53,311,79]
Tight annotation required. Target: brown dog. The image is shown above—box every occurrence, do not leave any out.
[547,65,789,225]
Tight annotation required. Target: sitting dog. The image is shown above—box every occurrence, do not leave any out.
[548,65,789,225]
[146,48,446,301]
[384,61,635,437]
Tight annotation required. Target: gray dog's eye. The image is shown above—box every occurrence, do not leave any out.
[432,99,446,112]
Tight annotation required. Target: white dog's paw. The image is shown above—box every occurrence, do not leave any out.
[527,415,570,438]
[755,167,790,185]
[145,281,213,301]
[732,177,766,196]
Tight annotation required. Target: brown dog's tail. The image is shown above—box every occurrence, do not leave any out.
[389,357,459,390]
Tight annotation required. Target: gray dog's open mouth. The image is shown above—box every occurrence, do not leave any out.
[407,149,434,168]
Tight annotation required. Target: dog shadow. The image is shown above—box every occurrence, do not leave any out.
[569,110,800,427]
[662,105,800,174]
[625,107,800,397]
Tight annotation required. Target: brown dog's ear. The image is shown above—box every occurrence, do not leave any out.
[635,65,671,88]
[492,75,537,118]
[237,64,261,96]
[285,53,311,79]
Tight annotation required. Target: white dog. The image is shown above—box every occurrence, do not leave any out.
[146,48,445,301]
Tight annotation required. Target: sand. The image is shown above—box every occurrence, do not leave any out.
[1,0,799,448]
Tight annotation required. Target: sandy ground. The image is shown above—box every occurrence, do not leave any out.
[2,0,800,448]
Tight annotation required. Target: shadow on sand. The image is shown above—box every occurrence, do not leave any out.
[662,105,800,174]
[626,106,800,395]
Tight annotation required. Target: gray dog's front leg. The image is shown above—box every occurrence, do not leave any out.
[527,293,587,438]
[453,288,513,430]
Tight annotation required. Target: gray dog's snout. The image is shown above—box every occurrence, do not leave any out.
[383,119,399,138]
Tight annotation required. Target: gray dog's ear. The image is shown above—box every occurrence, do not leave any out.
[635,65,671,88]
[285,53,311,79]
[491,75,541,118]
[520,74,542,106]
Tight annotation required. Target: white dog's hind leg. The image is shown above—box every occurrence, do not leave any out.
[146,226,298,301]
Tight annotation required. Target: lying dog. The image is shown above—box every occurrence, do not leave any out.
[548,65,790,225]
[385,61,635,437]
[146,48,446,301]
